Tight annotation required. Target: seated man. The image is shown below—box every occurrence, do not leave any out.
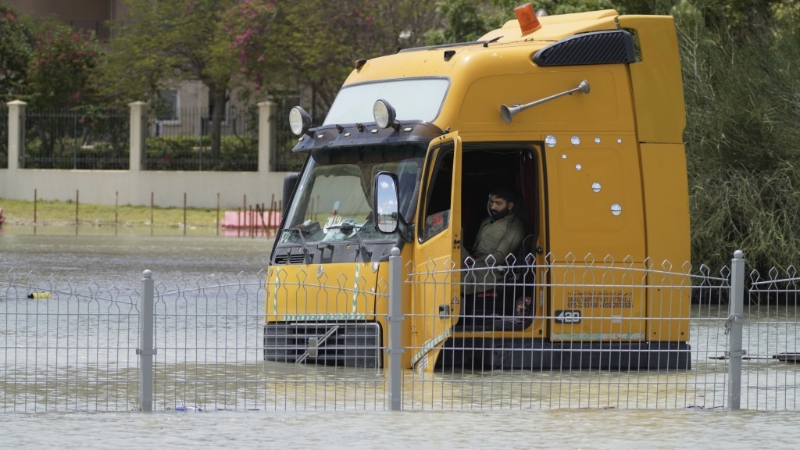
[461,188,525,296]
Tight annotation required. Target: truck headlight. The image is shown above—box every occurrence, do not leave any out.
[373,99,396,129]
[289,106,312,136]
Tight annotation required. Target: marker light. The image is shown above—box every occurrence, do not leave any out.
[289,106,312,136]
[515,3,541,36]
[373,99,397,129]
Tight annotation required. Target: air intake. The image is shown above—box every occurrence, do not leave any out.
[533,30,636,67]
[273,252,310,265]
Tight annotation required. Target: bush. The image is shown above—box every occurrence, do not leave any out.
[144,135,258,171]
[679,13,800,272]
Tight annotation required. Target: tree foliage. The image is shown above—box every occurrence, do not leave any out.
[675,2,800,272]
[228,0,440,120]
[5,0,800,272]
[27,26,102,108]
[104,0,248,157]
[0,5,34,102]
[1,5,103,107]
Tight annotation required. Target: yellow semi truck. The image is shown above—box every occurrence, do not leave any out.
[264,5,692,371]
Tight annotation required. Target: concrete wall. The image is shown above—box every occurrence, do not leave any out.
[1,101,296,209]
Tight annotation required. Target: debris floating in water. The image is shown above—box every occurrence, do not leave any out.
[774,353,800,363]
[174,405,203,412]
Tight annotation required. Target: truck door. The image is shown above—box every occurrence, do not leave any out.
[410,132,462,373]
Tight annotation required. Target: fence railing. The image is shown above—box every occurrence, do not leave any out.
[272,96,307,172]
[145,107,258,172]
[3,251,800,412]
[23,107,130,170]
[7,104,270,172]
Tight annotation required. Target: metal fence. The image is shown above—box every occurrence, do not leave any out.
[12,106,260,171]
[2,251,799,413]
[23,107,130,169]
[145,107,258,171]
[272,94,308,172]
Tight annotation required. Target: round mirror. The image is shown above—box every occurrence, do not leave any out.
[374,172,399,233]
[289,106,312,136]
[373,99,396,129]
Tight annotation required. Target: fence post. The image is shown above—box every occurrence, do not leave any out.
[129,101,147,171]
[138,269,155,412]
[257,101,276,173]
[7,100,26,170]
[728,250,745,411]
[388,247,404,411]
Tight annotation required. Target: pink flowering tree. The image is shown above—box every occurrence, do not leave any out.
[26,25,102,108]
[1,5,103,107]
[223,0,440,120]
[219,0,277,92]
[0,5,35,102]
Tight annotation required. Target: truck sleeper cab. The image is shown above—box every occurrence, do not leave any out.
[264,6,692,372]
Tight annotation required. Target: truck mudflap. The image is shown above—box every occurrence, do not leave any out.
[264,321,382,368]
[436,338,691,371]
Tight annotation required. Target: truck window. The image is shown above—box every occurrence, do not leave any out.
[323,78,450,126]
[420,146,454,242]
[279,143,426,245]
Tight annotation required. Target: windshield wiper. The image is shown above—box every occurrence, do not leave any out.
[283,228,310,258]
[326,223,372,258]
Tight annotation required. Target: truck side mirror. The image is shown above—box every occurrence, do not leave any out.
[373,172,399,234]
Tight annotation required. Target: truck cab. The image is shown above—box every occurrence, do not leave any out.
[264,6,692,371]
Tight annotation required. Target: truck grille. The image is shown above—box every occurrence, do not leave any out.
[273,252,310,265]
[264,322,382,368]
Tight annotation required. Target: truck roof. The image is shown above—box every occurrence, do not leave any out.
[480,9,620,43]
[325,9,684,145]
[344,9,624,86]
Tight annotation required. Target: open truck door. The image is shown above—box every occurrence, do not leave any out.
[410,132,462,373]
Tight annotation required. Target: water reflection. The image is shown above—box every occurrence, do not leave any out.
[0,233,273,292]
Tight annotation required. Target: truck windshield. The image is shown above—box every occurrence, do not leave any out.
[323,78,449,125]
[280,143,426,245]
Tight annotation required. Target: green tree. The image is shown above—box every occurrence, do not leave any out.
[217,0,277,98]
[424,0,619,46]
[227,0,440,121]
[674,2,800,272]
[0,5,34,102]
[1,5,103,107]
[104,0,245,158]
[425,0,489,44]
[26,25,102,108]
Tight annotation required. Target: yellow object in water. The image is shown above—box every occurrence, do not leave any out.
[28,292,51,299]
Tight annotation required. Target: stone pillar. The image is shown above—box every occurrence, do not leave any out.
[258,101,277,173]
[129,101,147,171]
[7,100,27,170]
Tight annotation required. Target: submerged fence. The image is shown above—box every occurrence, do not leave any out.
[2,251,800,413]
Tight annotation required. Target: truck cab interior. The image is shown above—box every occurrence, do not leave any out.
[457,144,543,330]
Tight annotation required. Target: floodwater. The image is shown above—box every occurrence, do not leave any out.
[2,409,800,449]
[2,230,800,448]
[0,226,272,289]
